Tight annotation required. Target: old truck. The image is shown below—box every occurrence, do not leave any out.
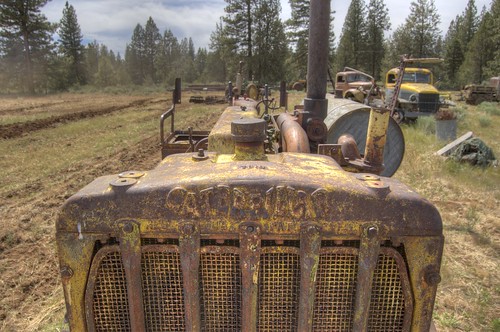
[463,77,500,105]
[56,1,443,331]
[334,67,380,104]
[385,58,444,122]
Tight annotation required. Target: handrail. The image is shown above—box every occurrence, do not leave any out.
[160,105,175,149]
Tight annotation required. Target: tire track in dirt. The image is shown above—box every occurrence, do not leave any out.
[0,134,161,330]
[0,98,167,139]
[0,104,223,330]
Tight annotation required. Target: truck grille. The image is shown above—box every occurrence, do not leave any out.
[418,93,440,113]
[86,243,411,331]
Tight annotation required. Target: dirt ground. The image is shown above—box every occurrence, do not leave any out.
[0,92,498,331]
[0,92,223,330]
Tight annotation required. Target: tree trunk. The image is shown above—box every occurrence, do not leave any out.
[22,29,35,94]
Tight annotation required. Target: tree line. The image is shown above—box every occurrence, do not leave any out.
[0,0,498,94]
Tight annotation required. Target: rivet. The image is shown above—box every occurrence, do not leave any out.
[60,266,74,279]
[425,270,442,286]
[123,223,134,233]
[182,224,195,235]
[367,226,378,239]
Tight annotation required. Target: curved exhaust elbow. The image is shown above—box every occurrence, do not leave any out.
[277,113,310,153]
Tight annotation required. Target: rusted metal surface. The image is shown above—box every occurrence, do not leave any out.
[239,222,261,332]
[364,107,390,169]
[57,0,443,329]
[353,226,381,330]
[118,220,146,332]
[276,113,310,153]
[179,223,201,331]
[338,134,362,161]
[324,96,405,177]
[297,223,321,331]
[300,0,330,144]
[58,150,444,328]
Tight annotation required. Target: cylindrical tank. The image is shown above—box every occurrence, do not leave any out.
[324,95,405,177]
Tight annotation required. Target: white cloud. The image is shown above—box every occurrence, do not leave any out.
[42,0,493,56]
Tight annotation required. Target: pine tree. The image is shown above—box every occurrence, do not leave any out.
[460,7,496,84]
[286,0,310,78]
[484,0,500,76]
[0,0,56,94]
[459,0,479,48]
[126,24,146,84]
[143,17,161,84]
[208,20,232,82]
[156,29,180,84]
[444,19,464,86]
[365,0,390,80]
[336,0,367,70]
[223,0,255,78]
[85,41,99,85]
[252,0,288,83]
[404,0,441,57]
[286,0,335,80]
[58,1,85,86]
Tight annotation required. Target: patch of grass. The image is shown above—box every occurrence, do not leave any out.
[479,114,492,127]
[478,102,500,116]
[434,312,461,329]
[453,106,467,121]
[491,318,500,332]
[414,115,436,135]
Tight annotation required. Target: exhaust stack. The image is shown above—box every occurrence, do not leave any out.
[302,0,330,141]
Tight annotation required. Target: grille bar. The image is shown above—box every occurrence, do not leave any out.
[239,222,262,332]
[118,222,146,332]
[298,224,321,331]
[353,227,381,330]
[179,224,201,331]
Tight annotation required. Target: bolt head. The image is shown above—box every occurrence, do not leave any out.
[182,224,195,235]
[123,223,134,233]
[367,226,378,239]
[60,266,74,279]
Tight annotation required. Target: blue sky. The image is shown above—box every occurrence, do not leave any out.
[41,0,492,56]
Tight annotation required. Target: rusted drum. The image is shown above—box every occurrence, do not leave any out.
[324,95,405,177]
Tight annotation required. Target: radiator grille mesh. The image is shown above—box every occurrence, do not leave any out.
[313,248,358,331]
[258,248,300,331]
[141,246,185,331]
[200,247,241,331]
[88,243,410,331]
[91,248,131,331]
[368,253,406,331]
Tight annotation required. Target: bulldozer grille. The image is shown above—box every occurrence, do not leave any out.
[86,242,411,331]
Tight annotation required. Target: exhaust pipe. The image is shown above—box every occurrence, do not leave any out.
[302,0,330,142]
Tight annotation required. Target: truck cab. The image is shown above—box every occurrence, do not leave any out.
[335,68,377,104]
[385,67,441,120]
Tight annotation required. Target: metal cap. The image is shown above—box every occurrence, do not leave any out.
[231,118,267,143]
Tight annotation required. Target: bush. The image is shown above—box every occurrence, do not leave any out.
[478,115,492,127]
[477,102,500,116]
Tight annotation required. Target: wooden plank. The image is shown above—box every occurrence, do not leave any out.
[435,131,474,156]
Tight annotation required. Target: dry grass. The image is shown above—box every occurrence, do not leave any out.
[395,101,500,331]
[0,91,498,331]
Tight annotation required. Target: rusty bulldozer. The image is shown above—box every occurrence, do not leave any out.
[56,1,443,331]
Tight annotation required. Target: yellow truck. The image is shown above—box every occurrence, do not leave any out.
[385,58,443,122]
